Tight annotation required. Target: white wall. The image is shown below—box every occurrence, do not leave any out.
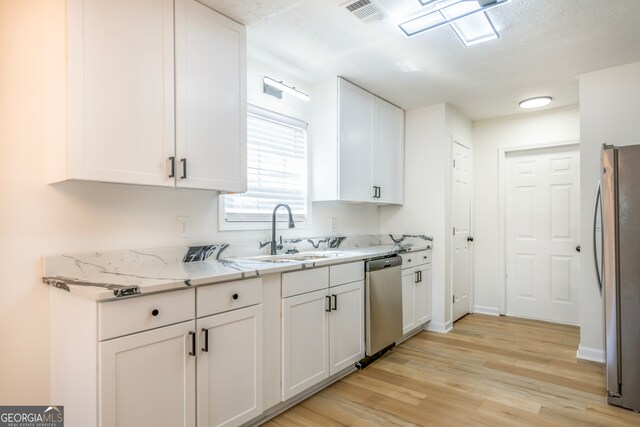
[0,0,380,403]
[380,103,471,332]
[578,61,640,358]
[472,106,580,314]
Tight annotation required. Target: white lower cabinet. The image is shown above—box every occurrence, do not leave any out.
[281,288,330,401]
[329,281,365,374]
[197,305,263,427]
[100,321,197,427]
[400,251,433,335]
[281,263,365,401]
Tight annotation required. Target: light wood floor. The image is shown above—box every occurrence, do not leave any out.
[264,314,640,426]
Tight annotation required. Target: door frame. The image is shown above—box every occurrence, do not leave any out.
[497,139,580,315]
[450,137,473,323]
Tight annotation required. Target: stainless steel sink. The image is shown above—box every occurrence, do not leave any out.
[240,251,347,263]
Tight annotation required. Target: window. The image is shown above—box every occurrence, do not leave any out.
[221,105,308,226]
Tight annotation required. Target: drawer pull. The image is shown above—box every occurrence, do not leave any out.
[189,331,196,356]
[332,294,337,311]
[151,309,159,317]
[232,293,239,300]
[202,328,209,352]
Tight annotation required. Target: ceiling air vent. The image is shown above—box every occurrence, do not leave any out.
[342,0,385,24]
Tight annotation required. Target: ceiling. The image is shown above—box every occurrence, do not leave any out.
[201,0,640,121]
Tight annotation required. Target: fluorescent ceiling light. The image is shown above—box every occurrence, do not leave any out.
[263,76,310,102]
[519,96,552,109]
[399,0,509,38]
[449,12,498,46]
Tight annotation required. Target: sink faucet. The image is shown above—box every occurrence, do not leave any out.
[271,203,295,255]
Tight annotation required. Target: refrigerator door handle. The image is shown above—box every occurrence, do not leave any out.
[593,181,603,294]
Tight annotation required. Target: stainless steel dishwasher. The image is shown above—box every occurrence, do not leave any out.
[364,255,403,357]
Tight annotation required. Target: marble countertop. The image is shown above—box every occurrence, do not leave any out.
[42,234,432,301]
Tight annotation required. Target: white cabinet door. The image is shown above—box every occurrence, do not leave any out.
[401,268,418,335]
[197,305,263,427]
[175,0,247,192]
[416,264,432,325]
[68,0,175,186]
[338,78,375,202]
[329,281,365,375]
[282,289,330,401]
[100,321,196,427]
[374,98,404,204]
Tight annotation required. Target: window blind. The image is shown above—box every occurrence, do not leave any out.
[223,106,308,223]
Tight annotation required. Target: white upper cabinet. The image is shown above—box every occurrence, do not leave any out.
[338,79,375,202]
[50,0,246,192]
[175,0,246,191]
[374,97,405,204]
[64,0,175,187]
[311,77,404,204]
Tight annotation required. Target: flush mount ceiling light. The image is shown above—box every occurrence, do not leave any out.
[263,76,310,102]
[519,96,553,109]
[398,0,508,44]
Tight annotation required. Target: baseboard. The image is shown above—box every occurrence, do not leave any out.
[424,320,453,334]
[473,306,501,316]
[576,345,605,363]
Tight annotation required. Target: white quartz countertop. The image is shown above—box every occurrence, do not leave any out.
[42,242,431,301]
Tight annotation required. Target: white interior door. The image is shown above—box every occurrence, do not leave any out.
[505,146,580,324]
[452,142,472,322]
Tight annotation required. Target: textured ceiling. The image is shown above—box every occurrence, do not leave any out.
[200,0,640,121]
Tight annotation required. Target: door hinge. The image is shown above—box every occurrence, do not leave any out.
[453,227,456,236]
[452,294,455,304]
[453,159,456,168]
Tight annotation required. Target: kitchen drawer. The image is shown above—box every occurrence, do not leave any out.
[197,277,262,318]
[329,261,364,287]
[413,250,431,266]
[400,250,431,269]
[282,267,329,298]
[99,288,195,341]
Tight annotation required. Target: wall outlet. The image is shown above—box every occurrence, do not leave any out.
[176,216,190,238]
[330,216,337,232]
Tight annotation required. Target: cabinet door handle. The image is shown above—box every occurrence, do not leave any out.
[377,186,381,199]
[332,294,337,311]
[180,158,187,179]
[201,328,209,352]
[188,331,196,356]
[168,157,175,178]
[415,271,419,283]
[325,295,332,312]
[418,270,422,282]
[372,186,377,198]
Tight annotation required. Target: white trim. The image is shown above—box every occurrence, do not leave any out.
[424,320,453,334]
[576,345,605,363]
[473,305,500,316]
[497,139,580,315]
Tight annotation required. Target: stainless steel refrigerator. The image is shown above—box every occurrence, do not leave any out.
[595,144,640,412]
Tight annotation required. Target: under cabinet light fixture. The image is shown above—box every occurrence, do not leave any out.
[519,96,552,109]
[399,0,509,39]
[263,77,310,102]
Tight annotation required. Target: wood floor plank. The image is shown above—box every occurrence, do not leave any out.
[265,314,640,426]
